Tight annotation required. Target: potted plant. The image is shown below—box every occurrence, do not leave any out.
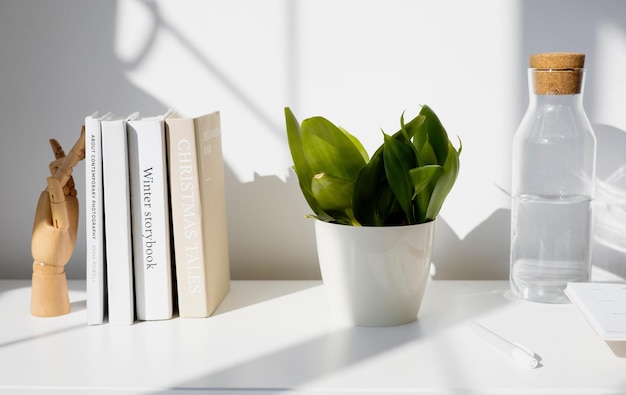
[284,105,461,326]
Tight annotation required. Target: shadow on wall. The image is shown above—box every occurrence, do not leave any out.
[0,1,166,279]
[224,166,320,280]
[433,208,511,280]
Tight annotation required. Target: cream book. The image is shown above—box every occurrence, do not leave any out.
[166,111,230,318]
[127,110,175,321]
[101,113,138,325]
[84,111,111,325]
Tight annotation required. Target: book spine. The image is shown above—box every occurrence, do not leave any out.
[166,118,208,317]
[102,119,135,325]
[195,112,230,315]
[85,115,106,325]
[127,118,173,321]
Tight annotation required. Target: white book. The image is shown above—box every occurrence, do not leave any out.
[84,111,111,325]
[101,113,138,325]
[565,282,626,341]
[127,110,175,321]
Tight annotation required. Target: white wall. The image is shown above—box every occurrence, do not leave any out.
[1,0,625,280]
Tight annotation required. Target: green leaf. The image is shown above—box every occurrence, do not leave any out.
[310,172,356,224]
[425,140,461,220]
[353,143,416,226]
[301,116,367,183]
[339,126,369,163]
[284,108,322,216]
[402,113,426,141]
[415,105,450,165]
[409,165,442,197]
[412,105,456,222]
[285,108,369,223]
[418,140,438,166]
[353,147,401,226]
[353,112,428,226]
[383,133,417,224]
[399,111,409,140]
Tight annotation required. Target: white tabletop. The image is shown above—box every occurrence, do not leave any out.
[1,279,625,394]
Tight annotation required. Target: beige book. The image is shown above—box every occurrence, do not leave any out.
[167,111,230,318]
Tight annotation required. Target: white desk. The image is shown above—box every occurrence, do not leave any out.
[1,279,625,394]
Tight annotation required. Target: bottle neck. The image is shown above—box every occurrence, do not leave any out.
[528,92,584,110]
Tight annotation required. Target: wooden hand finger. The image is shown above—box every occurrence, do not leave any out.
[49,139,66,160]
[52,127,86,187]
[46,177,69,229]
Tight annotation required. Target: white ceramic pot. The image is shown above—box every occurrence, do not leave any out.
[315,219,435,327]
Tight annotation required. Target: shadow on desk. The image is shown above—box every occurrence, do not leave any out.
[148,325,434,394]
[607,341,626,358]
[0,279,87,350]
[150,282,513,394]
[213,280,321,316]
[67,280,86,312]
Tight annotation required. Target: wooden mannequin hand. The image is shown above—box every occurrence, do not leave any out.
[31,130,84,270]
[30,129,85,317]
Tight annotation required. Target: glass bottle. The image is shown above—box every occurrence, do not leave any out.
[510,52,596,303]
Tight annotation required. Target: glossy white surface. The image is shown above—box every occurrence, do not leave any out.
[1,279,626,394]
[315,220,435,326]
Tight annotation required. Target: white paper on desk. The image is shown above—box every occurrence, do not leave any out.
[565,282,626,341]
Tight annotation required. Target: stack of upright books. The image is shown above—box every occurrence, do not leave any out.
[85,110,230,325]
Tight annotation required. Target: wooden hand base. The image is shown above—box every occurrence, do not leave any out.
[31,262,70,317]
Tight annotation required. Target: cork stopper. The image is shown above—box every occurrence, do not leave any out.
[529,52,585,95]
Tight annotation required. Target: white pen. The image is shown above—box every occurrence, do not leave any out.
[467,321,539,369]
